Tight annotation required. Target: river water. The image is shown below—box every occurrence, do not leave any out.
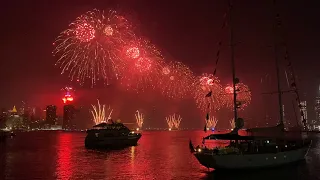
[0,131,320,180]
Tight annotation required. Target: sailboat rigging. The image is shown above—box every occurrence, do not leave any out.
[189,0,312,170]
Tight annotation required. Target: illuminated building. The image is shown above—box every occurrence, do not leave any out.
[63,105,76,130]
[6,106,24,130]
[61,86,77,130]
[300,101,307,124]
[0,108,8,129]
[315,96,320,129]
[46,105,57,125]
[62,86,74,104]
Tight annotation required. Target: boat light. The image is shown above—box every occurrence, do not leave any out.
[197,148,202,152]
[266,140,269,143]
[285,145,287,148]
[276,146,278,148]
[131,131,135,134]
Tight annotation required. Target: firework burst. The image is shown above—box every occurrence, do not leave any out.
[135,110,144,128]
[166,116,174,130]
[166,114,182,129]
[117,38,164,91]
[223,83,251,110]
[91,99,113,125]
[158,61,195,99]
[206,116,218,129]
[194,73,224,113]
[53,9,135,86]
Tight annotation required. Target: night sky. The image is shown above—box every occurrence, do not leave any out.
[1,0,319,128]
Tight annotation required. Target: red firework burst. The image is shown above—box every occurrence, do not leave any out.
[194,73,224,112]
[223,83,251,110]
[126,47,140,59]
[135,57,152,72]
[158,61,195,99]
[117,38,164,91]
[75,23,95,42]
[53,9,135,86]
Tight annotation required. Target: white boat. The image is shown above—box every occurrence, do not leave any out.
[190,0,312,170]
[190,133,312,169]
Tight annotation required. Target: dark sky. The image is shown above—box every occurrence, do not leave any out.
[1,0,319,128]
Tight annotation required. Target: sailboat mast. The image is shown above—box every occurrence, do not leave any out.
[273,0,284,125]
[229,0,238,123]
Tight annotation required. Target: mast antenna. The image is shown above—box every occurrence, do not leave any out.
[229,0,239,132]
[273,0,284,128]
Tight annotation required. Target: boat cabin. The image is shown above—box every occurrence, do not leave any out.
[198,133,310,155]
[87,122,133,137]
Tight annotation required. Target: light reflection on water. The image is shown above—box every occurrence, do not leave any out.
[0,131,319,180]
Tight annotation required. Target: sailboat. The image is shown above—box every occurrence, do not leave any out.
[189,0,312,169]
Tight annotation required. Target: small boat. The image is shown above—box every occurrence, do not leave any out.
[85,121,142,149]
[190,0,312,170]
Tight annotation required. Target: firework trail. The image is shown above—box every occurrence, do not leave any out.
[194,73,224,113]
[158,61,195,99]
[206,116,218,129]
[230,118,235,129]
[223,83,251,110]
[135,110,144,128]
[91,99,113,124]
[53,9,135,86]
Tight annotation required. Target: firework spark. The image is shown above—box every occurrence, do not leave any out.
[158,61,195,99]
[135,110,144,128]
[166,114,182,130]
[206,116,218,129]
[194,73,224,112]
[53,9,135,86]
[91,99,113,125]
[223,83,251,110]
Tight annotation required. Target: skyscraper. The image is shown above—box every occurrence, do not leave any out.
[46,105,57,125]
[63,105,76,130]
[315,97,320,125]
[300,101,307,123]
[314,85,320,130]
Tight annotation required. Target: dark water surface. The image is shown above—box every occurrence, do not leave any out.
[1,131,320,180]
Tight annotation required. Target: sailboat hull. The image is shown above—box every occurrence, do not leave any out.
[194,142,311,169]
